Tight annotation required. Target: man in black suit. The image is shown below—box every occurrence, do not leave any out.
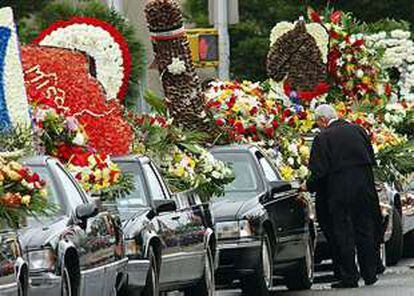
[305,104,383,288]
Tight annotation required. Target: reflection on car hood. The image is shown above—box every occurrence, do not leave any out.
[19,216,68,250]
[211,192,260,222]
[118,207,151,239]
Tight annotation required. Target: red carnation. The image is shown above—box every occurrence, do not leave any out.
[250,107,258,115]
[330,11,342,24]
[385,84,392,97]
[308,7,322,23]
[272,120,279,128]
[216,118,225,126]
[248,125,257,134]
[264,127,275,138]
[330,30,341,40]
[353,39,365,47]
[355,118,363,125]
[283,109,292,118]
[234,122,245,134]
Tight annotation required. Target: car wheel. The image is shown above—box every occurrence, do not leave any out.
[241,234,273,296]
[142,246,160,296]
[385,208,403,266]
[403,230,414,257]
[61,267,72,296]
[184,246,215,296]
[285,236,314,290]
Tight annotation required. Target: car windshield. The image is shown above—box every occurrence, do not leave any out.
[23,165,64,226]
[115,161,147,207]
[408,179,414,191]
[212,152,261,194]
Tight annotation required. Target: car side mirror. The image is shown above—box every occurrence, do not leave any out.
[76,203,99,220]
[154,199,177,214]
[270,180,292,194]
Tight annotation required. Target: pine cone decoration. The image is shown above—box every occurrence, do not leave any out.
[267,21,326,93]
[145,0,217,136]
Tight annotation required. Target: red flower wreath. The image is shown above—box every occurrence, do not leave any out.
[33,17,132,102]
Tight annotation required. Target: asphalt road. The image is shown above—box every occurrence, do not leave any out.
[215,258,414,296]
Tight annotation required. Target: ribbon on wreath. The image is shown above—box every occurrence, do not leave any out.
[149,26,186,41]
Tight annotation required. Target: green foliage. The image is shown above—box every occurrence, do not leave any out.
[375,140,414,183]
[0,126,33,157]
[144,90,168,116]
[17,0,146,109]
[99,173,135,201]
[395,109,414,139]
[364,18,411,34]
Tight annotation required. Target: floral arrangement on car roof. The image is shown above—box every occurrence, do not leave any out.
[128,110,234,200]
[0,157,52,228]
[31,105,134,200]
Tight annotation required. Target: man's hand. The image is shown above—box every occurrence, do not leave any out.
[300,183,307,192]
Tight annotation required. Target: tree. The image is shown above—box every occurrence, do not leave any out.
[184,0,414,81]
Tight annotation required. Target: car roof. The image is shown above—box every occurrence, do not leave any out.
[210,144,258,153]
[111,154,151,165]
[22,155,54,166]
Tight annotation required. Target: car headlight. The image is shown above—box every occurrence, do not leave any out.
[27,248,56,272]
[124,239,141,257]
[216,220,253,240]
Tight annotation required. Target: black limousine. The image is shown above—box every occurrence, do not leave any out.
[112,156,216,296]
[210,145,316,295]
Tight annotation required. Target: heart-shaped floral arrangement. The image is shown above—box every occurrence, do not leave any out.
[21,45,133,155]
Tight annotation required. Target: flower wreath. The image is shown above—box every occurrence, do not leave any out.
[33,17,132,102]
[366,30,414,102]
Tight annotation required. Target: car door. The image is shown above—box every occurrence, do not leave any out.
[141,162,185,285]
[172,189,206,283]
[254,151,307,260]
[51,162,120,294]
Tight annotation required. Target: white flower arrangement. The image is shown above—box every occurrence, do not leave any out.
[367,30,414,102]
[167,57,186,75]
[38,23,125,101]
[0,7,31,129]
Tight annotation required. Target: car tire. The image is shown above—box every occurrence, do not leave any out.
[240,234,273,296]
[403,230,414,257]
[385,208,403,266]
[285,236,314,290]
[61,267,74,296]
[184,246,215,296]
[142,246,160,296]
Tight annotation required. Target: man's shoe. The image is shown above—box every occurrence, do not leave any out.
[365,277,378,286]
[331,281,359,289]
[377,264,386,275]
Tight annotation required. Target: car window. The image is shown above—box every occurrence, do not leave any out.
[213,152,260,193]
[53,164,85,209]
[29,166,63,215]
[408,180,414,191]
[256,152,280,182]
[143,163,166,200]
[116,162,147,207]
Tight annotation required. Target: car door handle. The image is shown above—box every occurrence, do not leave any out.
[171,216,180,221]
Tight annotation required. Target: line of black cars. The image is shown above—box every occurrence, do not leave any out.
[5,143,410,295]
[1,144,318,296]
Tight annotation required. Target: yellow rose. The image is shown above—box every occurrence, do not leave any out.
[280,166,295,182]
[40,189,48,198]
[9,161,23,171]
[93,170,102,181]
[102,168,110,180]
[4,168,22,181]
[299,145,310,160]
[21,195,31,206]
[173,166,185,178]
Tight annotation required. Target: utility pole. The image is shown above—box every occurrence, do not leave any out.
[215,0,230,80]
[107,0,123,13]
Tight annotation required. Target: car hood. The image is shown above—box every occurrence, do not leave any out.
[211,192,261,222]
[19,216,69,250]
[118,207,151,239]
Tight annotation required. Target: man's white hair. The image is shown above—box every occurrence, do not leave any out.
[314,104,338,121]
